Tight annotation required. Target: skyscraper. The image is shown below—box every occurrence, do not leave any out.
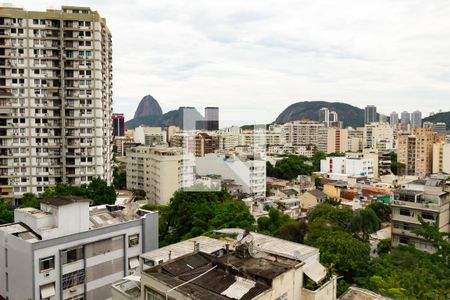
[112,113,125,137]
[0,6,113,204]
[364,105,377,124]
[390,111,399,128]
[204,106,219,131]
[400,111,410,125]
[318,107,329,124]
[411,110,422,129]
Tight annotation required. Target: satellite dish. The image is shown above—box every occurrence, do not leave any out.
[236,233,243,241]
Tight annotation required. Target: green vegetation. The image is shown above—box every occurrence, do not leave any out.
[0,201,13,224]
[158,190,255,246]
[390,152,405,175]
[422,111,450,130]
[0,179,117,225]
[267,155,312,180]
[274,101,365,128]
[113,166,127,189]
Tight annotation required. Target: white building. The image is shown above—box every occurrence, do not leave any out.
[0,196,159,300]
[320,156,375,178]
[113,229,337,300]
[132,126,164,146]
[283,121,324,147]
[126,146,195,205]
[0,6,113,204]
[196,152,266,196]
[411,110,422,129]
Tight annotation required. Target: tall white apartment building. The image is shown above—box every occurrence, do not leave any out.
[0,6,113,204]
[196,152,266,197]
[0,196,159,300]
[126,146,195,205]
[432,142,450,174]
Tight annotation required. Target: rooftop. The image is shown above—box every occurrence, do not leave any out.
[40,195,90,207]
[339,287,393,300]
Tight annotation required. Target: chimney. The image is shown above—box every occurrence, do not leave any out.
[194,241,200,252]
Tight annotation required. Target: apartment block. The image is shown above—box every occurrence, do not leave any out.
[170,131,220,157]
[132,126,164,146]
[432,142,450,174]
[126,146,195,205]
[318,127,348,153]
[196,152,266,197]
[320,156,375,178]
[284,120,324,147]
[363,122,394,150]
[397,128,433,177]
[0,196,158,300]
[113,229,337,300]
[0,6,113,204]
[391,178,449,253]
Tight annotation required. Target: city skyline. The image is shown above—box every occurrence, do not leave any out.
[13,0,450,124]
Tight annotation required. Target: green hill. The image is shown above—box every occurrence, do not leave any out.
[274,101,365,128]
[422,111,450,129]
[126,107,204,129]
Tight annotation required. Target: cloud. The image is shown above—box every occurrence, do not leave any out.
[13,0,450,123]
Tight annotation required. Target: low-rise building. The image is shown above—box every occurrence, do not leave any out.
[0,196,159,300]
[391,178,449,253]
[196,152,266,197]
[126,146,195,205]
[320,156,375,178]
[113,229,337,300]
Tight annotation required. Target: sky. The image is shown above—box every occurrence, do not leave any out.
[12,0,450,125]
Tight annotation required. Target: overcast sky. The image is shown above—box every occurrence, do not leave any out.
[14,0,450,125]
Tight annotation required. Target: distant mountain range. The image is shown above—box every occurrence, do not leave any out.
[126,95,204,129]
[275,101,365,128]
[126,96,449,130]
[423,112,450,129]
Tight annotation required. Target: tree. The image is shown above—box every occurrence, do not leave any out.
[266,156,312,180]
[257,208,292,235]
[160,190,255,246]
[113,166,127,189]
[309,230,371,282]
[415,217,450,265]
[132,189,147,200]
[86,177,116,206]
[19,193,40,209]
[349,208,380,240]
[367,202,391,223]
[277,221,307,243]
[312,151,327,172]
[390,152,405,175]
[0,201,13,224]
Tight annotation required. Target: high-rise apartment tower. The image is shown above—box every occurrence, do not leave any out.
[0,6,113,204]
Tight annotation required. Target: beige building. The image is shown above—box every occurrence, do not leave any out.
[363,122,394,150]
[397,128,433,178]
[432,141,450,174]
[0,6,113,204]
[318,127,349,153]
[284,120,325,147]
[126,146,195,205]
[391,178,449,253]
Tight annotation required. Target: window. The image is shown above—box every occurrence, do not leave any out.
[61,246,83,264]
[399,237,410,245]
[62,270,85,290]
[276,293,288,300]
[128,234,139,247]
[40,282,56,299]
[421,212,435,221]
[399,208,411,216]
[39,256,55,272]
[146,288,165,300]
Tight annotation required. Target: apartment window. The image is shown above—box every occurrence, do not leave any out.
[4,248,7,268]
[128,234,139,247]
[399,208,411,216]
[5,272,8,292]
[40,282,56,299]
[39,256,55,272]
[61,246,83,264]
[399,237,410,245]
[145,288,165,300]
[62,270,85,290]
[421,212,435,221]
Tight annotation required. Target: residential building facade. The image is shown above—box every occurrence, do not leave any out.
[126,146,195,205]
[0,196,158,300]
[0,6,113,204]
